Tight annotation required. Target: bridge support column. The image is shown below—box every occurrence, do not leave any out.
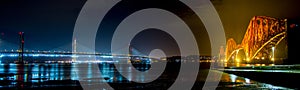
[18,32,24,64]
[72,38,77,62]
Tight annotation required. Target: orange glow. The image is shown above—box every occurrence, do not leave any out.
[225,16,287,62]
[236,63,240,67]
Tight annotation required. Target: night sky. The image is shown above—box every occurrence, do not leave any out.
[0,0,85,51]
[212,0,300,42]
[0,0,299,56]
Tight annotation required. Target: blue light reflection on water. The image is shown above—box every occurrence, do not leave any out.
[0,64,74,84]
[0,63,292,89]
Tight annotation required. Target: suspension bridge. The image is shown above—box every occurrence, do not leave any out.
[0,32,150,64]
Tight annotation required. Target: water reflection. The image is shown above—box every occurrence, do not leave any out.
[229,74,237,83]
[245,78,251,84]
[0,63,292,89]
[0,63,78,89]
[218,70,290,89]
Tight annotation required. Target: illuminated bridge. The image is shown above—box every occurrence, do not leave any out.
[0,37,150,63]
[0,31,154,63]
[225,16,288,63]
[0,32,161,64]
[0,49,152,64]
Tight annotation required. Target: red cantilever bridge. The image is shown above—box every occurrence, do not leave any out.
[225,16,288,63]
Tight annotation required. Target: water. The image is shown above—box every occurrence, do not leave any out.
[0,62,292,90]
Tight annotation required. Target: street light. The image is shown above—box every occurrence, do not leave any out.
[246,58,250,62]
[271,47,275,61]
[235,50,240,63]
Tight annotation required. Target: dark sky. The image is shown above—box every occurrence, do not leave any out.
[0,0,299,55]
[0,0,85,51]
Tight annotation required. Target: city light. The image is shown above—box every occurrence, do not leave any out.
[246,58,250,62]
[0,1,297,89]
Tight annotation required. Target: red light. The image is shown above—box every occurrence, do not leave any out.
[19,32,22,35]
[290,24,296,29]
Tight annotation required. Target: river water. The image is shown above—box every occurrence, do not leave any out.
[0,62,292,90]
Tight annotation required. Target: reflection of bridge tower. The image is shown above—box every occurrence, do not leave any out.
[18,32,24,63]
[72,38,77,62]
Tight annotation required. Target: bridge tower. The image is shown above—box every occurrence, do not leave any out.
[18,32,24,64]
[72,38,77,62]
[73,38,77,53]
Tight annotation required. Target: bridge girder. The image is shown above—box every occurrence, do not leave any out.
[225,16,287,61]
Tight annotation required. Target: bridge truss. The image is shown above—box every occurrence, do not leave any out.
[225,16,287,62]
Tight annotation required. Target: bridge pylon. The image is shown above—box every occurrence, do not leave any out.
[18,32,24,64]
[72,38,77,62]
